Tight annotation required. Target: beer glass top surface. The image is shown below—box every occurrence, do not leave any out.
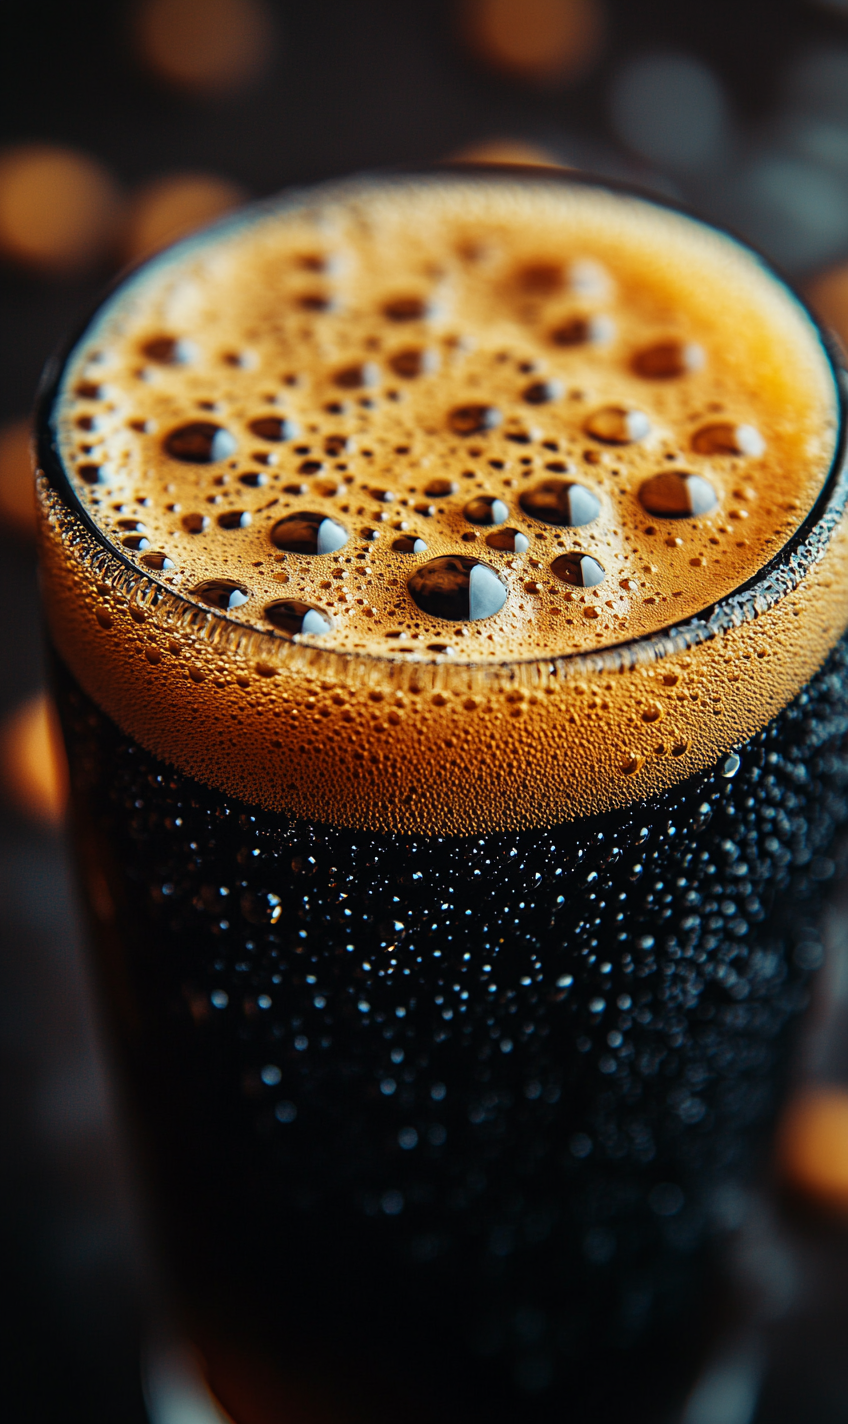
[36,171,848,832]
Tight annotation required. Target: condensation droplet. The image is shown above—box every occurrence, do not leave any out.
[633,340,704,379]
[265,600,332,636]
[392,535,428,553]
[720,752,741,777]
[639,471,717,518]
[425,479,458,497]
[270,512,349,555]
[551,551,605,587]
[193,578,250,610]
[519,479,600,527]
[408,556,507,621]
[464,495,509,525]
[585,405,650,444]
[164,421,237,463]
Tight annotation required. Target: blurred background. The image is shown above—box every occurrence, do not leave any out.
[6,1,848,1419]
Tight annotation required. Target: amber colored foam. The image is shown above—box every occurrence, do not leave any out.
[37,173,848,834]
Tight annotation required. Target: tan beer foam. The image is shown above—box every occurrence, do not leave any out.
[52,176,837,662]
[38,174,848,833]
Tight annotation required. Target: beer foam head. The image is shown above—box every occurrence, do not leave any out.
[37,173,848,833]
[51,173,838,665]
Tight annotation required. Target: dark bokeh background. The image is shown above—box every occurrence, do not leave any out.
[5,2,848,1420]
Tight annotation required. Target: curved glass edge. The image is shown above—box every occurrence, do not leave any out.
[34,165,848,696]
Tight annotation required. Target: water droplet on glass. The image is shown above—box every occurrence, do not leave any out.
[270,512,349,555]
[193,579,250,610]
[639,471,717,517]
[217,509,252,529]
[249,416,299,441]
[585,405,650,444]
[519,479,600,527]
[425,478,458,497]
[464,495,509,525]
[78,463,103,484]
[142,551,175,570]
[691,422,765,457]
[165,422,237,463]
[408,556,507,620]
[486,527,530,553]
[384,295,429,321]
[117,517,146,532]
[720,752,741,778]
[239,471,267,488]
[551,552,605,587]
[523,378,562,405]
[122,533,150,551]
[182,512,209,533]
[633,340,704,378]
[393,535,428,553]
[448,404,501,436]
[265,600,332,636]
[241,889,282,924]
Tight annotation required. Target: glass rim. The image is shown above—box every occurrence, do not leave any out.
[34,162,848,691]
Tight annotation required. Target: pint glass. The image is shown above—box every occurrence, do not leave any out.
[35,170,848,1423]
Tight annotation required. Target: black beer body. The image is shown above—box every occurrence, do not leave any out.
[55,638,848,1423]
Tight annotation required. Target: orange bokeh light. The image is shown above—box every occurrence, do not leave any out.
[1,693,68,826]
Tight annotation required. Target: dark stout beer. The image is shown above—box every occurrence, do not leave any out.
[36,172,848,1423]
